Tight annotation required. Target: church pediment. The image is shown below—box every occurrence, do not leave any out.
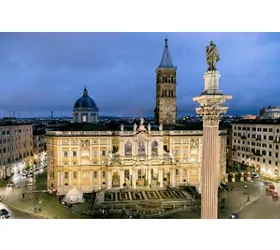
[135,131,149,138]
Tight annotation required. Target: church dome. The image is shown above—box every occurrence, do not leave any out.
[73,87,98,111]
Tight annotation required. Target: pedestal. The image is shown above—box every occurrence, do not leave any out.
[193,75,232,219]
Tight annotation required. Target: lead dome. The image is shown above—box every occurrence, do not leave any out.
[73,87,99,123]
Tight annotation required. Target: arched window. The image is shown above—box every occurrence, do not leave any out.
[151,141,158,156]
[124,142,132,156]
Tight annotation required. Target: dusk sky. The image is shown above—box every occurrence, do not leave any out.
[0,32,280,118]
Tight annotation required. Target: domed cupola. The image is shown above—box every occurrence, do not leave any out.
[73,86,99,123]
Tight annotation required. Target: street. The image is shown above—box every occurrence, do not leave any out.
[1,169,280,219]
[0,202,39,219]
[238,181,280,219]
[0,169,46,219]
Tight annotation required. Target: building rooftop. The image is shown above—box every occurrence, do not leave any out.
[0,121,33,127]
[232,119,280,125]
[49,121,228,132]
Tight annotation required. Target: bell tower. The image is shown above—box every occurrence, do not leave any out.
[154,38,177,125]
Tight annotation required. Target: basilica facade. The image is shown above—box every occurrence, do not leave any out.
[46,39,227,195]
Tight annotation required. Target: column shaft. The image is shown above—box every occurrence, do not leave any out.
[201,125,219,219]
[132,169,136,189]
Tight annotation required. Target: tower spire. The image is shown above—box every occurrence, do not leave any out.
[83,86,88,96]
[158,38,175,69]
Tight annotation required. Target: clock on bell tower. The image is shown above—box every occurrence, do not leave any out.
[154,38,177,125]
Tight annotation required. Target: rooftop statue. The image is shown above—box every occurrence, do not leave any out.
[206,41,220,71]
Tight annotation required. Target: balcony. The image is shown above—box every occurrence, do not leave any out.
[241,136,246,139]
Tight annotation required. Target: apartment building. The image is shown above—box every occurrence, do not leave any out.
[0,122,34,178]
[33,125,47,166]
[231,120,280,178]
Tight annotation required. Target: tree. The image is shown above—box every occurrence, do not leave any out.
[259,107,265,117]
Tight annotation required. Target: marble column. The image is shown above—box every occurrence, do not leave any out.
[69,172,72,186]
[145,168,148,180]
[57,172,61,186]
[193,69,232,219]
[107,171,112,189]
[159,168,163,188]
[170,168,175,187]
[120,170,125,188]
[148,168,151,187]
[132,169,136,189]
[90,171,93,187]
[99,170,102,189]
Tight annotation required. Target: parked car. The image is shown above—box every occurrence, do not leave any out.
[251,172,259,178]
[0,209,10,219]
[266,184,275,192]
[21,172,28,177]
[230,213,239,219]
[219,182,231,191]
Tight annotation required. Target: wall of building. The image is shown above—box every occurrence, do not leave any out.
[231,122,280,178]
[0,124,34,178]
[46,129,227,195]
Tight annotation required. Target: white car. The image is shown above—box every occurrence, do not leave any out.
[252,172,259,178]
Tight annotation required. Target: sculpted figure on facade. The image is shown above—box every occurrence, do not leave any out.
[120,124,124,131]
[190,138,199,149]
[133,123,137,132]
[151,141,158,156]
[159,124,163,131]
[124,141,132,156]
[148,123,151,132]
[80,139,90,150]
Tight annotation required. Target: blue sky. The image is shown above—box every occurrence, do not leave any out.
[0,32,279,118]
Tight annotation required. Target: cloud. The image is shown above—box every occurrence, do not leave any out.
[0,32,279,117]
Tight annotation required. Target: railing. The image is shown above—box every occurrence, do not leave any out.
[46,129,227,137]
[46,131,113,136]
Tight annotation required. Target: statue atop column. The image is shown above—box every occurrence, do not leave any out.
[206,41,220,71]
